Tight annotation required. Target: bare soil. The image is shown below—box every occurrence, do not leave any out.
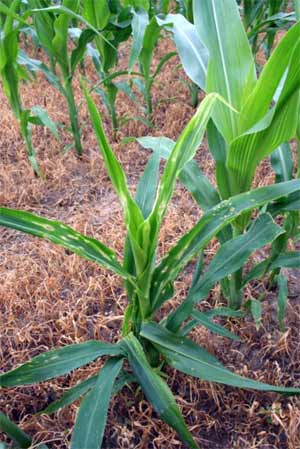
[0,37,300,449]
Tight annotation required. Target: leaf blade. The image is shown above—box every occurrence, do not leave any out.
[0,341,122,387]
[71,358,123,449]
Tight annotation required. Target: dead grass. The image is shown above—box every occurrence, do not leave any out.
[0,37,300,449]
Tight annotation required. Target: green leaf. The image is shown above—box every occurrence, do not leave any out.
[152,50,177,79]
[0,341,122,387]
[31,4,113,49]
[41,370,136,415]
[243,251,300,285]
[181,310,241,341]
[52,0,79,70]
[122,334,199,449]
[149,93,226,225]
[239,22,300,133]
[271,142,294,183]
[129,8,149,71]
[227,37,300,194]
[277,271,288,332]
[0,412,31,449]
[157,13,208,90]
[139,16,160,80]
[83,86,144,234]
[41,375,98,415]
[82,0,110,30]
[207,119,231,200]
[70,28,95,74]
[124,0,150,10]
[250,298,262,329]
[166,213,284,330]
[135,152,160,219]
[205,307,245,319]
[28,0,56,57]
[18,50,65,95]
[30,105,60,139]
[71,358,123,449]
[0,208,130,279]
[194,0,255,142]
[141,322,300,393]
[138,135,220,211]
[150,181,300,315]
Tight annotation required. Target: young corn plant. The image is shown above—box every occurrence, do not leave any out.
[82,0,135,132]
[128,6,177,118]
[1,88,300,449]
[0,0,59,175]
[145,0,300,315]
[20,0,110,155]
[238,0,295,60]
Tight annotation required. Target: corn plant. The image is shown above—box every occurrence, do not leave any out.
[16,0,112,156]
[0,0,59,174]
[128,6,177,118]
[88,0,176,129]
[145,0,300,316]
[81,0,138,132]
[238,0,295,60]
[1,86,300,448]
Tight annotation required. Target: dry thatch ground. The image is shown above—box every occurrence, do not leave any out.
[1,37,300,449]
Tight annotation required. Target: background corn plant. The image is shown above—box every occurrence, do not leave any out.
[144,0,300,319]
[238,0,296,60]
[0,0,60,174]
[1,87,300,448]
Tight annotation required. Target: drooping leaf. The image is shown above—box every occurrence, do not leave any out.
[122,333,199,449]
[150,180,300,314]
[166,213,284,330]
[181,310,241,341]
[129,8,149,71]
[243,251,300,285]
[71,358,123,449]
[0,208,130,278]
[29,105,60,139]
[41,370,136,415]
[0,341,122,387]
[157,13,208,90]
[70,28,95,74]
[141,322,300,393]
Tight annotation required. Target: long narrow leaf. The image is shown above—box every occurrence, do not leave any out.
[167,213,284,331]
[41,370,136,415]
[138,135,220,210]
[0,341,122,387]
[0,208,130,278]
[122,334,199,449]
[150,180,300,312]
[83,86,144,233]
[0,413,31,449]
[194,0,256,142]
[141,323,300,393]
[71,358,123,449]
[157,14,208,90]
